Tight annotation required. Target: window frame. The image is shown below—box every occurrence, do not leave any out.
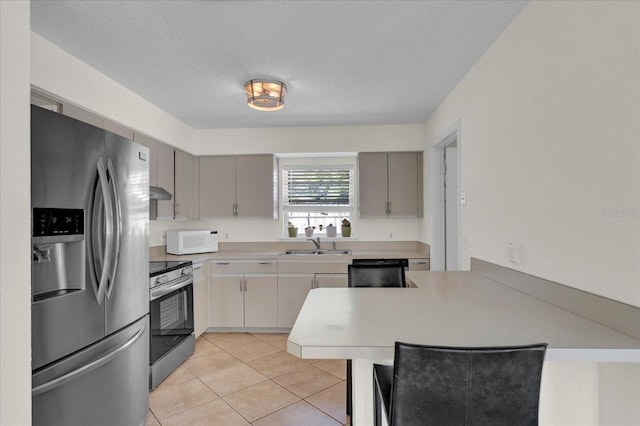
[278,155,357,238]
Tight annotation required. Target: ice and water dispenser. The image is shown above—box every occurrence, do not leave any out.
[32,208,85,302]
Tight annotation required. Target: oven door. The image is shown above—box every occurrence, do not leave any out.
[149,284,194,365]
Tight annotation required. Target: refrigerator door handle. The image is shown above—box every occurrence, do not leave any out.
[32,324,146,397]
[96,157,114,304]
[105,158,121,299]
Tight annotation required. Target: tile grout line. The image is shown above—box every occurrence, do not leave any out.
[151,333,348,425]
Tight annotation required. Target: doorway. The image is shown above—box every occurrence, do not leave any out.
[430,121,461,271]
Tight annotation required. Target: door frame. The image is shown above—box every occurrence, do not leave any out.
[429,119,462,271]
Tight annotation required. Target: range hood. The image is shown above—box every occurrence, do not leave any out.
[149,185,172,200]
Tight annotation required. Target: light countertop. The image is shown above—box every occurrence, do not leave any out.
[287,271,640,362]
[150,249,430,262]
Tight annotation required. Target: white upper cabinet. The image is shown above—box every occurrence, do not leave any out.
[132,141,196,221]
[199,155,277,219]
[134,133,159,186]
[358,152,423,218]
[174,150,196,220]
[155,142,175,220]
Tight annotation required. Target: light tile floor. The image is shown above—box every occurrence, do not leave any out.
[147,333,349,426]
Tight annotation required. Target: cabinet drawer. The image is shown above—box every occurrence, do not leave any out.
[278,260,349,274]
[408,258,430,271]
[193,262,205,282]
[210,259,277,274]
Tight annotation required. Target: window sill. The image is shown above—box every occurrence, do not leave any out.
[279,236,357,241]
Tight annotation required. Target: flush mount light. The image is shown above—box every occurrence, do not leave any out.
[244,79,287,111]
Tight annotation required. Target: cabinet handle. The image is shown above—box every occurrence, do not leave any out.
[243,278,247,292]
[236,204,239,216]
[239,281,243,292]
[412,261,428,265]
[216,262,230,266]
[259,262,271,265]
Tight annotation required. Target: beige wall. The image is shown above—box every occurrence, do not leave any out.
[0,2,32,424]
[423,2,640,424]
[194,124,425,155]
[424,0,640,308]
[31,33,197,154]
[31,32,427,245]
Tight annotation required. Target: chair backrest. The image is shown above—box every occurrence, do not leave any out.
[347,264,406,288]
[389,342,547,426]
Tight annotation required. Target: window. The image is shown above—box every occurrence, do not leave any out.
[283,164,354,236]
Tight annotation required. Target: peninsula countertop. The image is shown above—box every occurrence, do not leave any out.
[287,270,640,362]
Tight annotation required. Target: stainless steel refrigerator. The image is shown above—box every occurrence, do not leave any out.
[31,105,150,426]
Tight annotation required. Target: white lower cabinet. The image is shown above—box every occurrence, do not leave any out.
[209,260,278,329]
[193,260,210,337]
[314,273,348,288]
[210,275,245,328]
[244,275,278,327]
[277,274,314,328]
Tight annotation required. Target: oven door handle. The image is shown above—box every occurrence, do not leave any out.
[150,276,192,301]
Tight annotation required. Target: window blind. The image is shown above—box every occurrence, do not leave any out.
[283,166,354,210]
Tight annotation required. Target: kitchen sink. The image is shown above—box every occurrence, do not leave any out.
[280,249,352,255]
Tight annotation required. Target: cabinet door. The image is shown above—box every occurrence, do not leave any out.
[408,258,430,271]
[244,275,278,328]
[277,274,314,328]
[236,155,275,218]
[134,133,158,186]
[387,152,419,218]
[358,152,388,218]
[210,275,244,327]
[174,150,195,220]
[315,273,348,288]
[156,143,175,220]
[193,261,210,337]
[199,156,236,217]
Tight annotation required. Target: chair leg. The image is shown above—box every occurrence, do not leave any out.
[373,368,382,426]
[346,359,352,417]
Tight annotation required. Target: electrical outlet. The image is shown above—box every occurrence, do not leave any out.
[460,191,466,206]
[225,233,229,240]
[161,232,166,243]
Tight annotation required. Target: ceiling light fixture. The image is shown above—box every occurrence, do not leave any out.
[244,79,287,111]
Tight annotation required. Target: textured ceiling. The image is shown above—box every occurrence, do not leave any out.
[31,1,526,129]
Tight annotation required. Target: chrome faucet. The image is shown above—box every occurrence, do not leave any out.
[307,237,321,250]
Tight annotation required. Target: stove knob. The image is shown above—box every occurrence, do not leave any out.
[156,277,162,285]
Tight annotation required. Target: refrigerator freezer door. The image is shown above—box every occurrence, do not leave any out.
[31,105,106,370]
[32,315,149,426]
[104,132,150,335]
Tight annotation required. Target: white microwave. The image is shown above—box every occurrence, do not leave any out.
[166,230,219,255]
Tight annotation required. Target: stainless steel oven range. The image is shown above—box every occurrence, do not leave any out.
[149,260,195,390]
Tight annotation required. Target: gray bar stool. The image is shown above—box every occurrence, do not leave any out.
[347,263,406,424]
[373,342,547,426]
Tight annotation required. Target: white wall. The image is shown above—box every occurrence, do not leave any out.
[31,33,196,153]
[195,124,425,155]
[424,0,640,308]
[0,2,32,424]
[423,2,640,424]
[30,34,426,245]
[149,127,426,245]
